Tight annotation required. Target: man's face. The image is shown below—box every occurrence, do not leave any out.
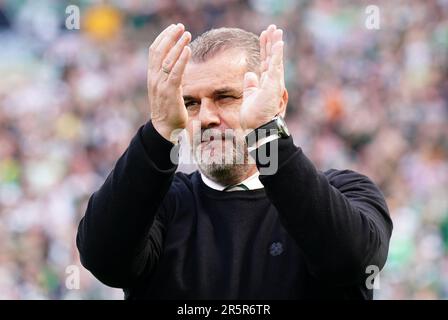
[182,48,254,184]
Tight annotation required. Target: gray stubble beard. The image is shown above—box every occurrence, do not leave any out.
[194,136,253,186]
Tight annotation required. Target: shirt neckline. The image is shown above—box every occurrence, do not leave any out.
[194,172,266,200]
[200,171,264,192]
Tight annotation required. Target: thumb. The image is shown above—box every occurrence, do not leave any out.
[243,72,259,99]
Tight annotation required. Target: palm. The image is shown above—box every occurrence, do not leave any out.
[240,25,285,131]
[241,73,282,129]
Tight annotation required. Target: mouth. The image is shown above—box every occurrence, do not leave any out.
[200,138,237,151]
[201,134,236,143]
[202,137,226,143]
[194,133,246,163]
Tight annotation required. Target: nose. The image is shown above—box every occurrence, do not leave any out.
[198,98,220,129]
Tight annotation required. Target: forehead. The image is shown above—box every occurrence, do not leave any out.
[182,49,248,96]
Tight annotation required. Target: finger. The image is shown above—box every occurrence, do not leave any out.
[168,46,191,86]
[266,41,284,80]
[259,31,268,73]
[153,24,185,71]
[265,24,276,60]
[272,29,283,46]
[151,24,175,50]
[260,30,267,62]
[268,29,283,73]
[162,31,191,73]
[148,24,176,70]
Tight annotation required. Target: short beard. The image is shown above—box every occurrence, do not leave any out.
[194,134,252,186]
[199,160,252,186]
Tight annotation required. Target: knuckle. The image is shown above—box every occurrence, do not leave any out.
[153,78,165,89]
[163,60,171,68]
[169,71,179,80]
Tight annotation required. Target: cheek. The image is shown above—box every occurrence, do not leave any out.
[220,106,242,129]
[185,123,198,146]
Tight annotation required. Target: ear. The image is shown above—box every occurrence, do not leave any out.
[279,88,289,117]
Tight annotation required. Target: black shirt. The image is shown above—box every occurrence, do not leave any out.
[76,121,393,299]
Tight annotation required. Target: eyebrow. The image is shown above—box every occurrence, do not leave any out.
[183,95,197,102]
[213,87,241,96]
[183,87,242,101]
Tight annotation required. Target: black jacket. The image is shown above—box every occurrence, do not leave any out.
[76,121,393,299]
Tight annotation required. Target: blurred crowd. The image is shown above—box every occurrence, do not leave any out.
[0,0,447,299]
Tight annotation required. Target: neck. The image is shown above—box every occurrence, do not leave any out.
[201,164,258,186]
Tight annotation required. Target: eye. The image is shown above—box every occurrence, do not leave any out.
[216,95,238,103]
[185,101,199,109]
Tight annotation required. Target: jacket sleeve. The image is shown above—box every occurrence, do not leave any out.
[76,121,178,288]
[252,136,393,286]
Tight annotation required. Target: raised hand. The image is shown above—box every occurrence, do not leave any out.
[240,24,287,131]
[148,23,192,141]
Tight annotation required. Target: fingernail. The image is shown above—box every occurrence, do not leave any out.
[178,32,188,43]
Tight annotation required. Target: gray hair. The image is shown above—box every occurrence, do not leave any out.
[189,27,260,74]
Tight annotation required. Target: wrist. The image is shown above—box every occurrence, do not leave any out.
[245,115,290,151]
[242,115,277,132]
[141,121,179,169]
[152,121,180,144]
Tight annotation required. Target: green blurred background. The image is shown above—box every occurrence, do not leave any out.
[0,0,447,299]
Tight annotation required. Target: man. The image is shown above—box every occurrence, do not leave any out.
[76,23,393,299]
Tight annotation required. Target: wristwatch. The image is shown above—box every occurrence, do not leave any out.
[245,115,290,152]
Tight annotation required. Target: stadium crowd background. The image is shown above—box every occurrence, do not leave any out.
[0,0,447,299]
